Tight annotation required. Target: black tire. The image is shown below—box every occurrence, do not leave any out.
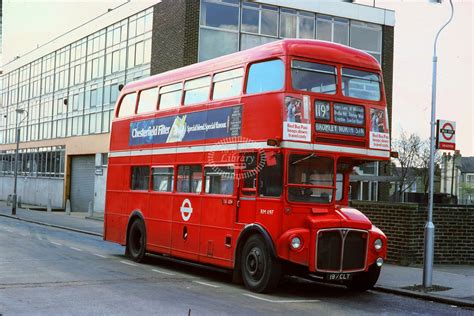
[241,234,281,293]
[126,219,147,262]
[346,264,381,291]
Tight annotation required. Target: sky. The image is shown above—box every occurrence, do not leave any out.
[2,0,473,156]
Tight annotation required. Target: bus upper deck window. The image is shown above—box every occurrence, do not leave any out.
[341,68,381,101]
[212,68,243,100]
[246,59,284,94]
[291,60,336,94]
[184,76,211,105]
[137,87,158,114]
[159,82,183,110]
[117,92,137,118]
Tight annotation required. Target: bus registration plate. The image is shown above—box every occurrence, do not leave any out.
[326,273,352,281]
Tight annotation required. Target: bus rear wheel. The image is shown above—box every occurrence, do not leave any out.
[126,219,147,262]
[346,264,381,291]
[241,235,281,293]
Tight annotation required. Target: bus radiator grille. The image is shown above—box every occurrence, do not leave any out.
[316,229,368,272]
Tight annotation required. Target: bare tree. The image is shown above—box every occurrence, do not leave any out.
[391,132,423,201]
[417,140,441,195]
[391,133,441,201]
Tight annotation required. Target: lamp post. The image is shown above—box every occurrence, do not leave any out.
[11,108,28,216]
[423,0,454,288]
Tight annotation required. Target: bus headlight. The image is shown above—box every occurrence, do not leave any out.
[374,238,383,251]
[290,236,302,250]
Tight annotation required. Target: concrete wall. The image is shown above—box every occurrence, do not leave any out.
[0,176,64,208]
[351,201,474,265]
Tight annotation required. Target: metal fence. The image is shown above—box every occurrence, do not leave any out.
[0,146,65,178]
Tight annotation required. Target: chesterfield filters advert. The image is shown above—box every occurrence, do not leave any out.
[129,106,242,146]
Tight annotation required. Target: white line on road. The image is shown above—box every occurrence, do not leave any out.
[193,281,220,288]
[152,269,176,276]
[50,242,62,246]
[69,247,82,252]
[242,293,320,303]
[120,260,137,267]
[93,253,107,258]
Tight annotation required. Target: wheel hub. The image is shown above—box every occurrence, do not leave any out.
[246,247,264,279]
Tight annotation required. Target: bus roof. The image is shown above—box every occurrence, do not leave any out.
[123,39,381,93]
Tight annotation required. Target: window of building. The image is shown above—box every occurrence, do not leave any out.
[152,167,174,192]
[246,59,284,94]
[200,0,239,31]
[199,28,239,62]
[280,9,314,39]
[199,0,240,62]
[205,166,234,195]
[184,76,211,105]
[137,87,158,114]
[159,83,182,110]
[131,166,150,190]
[240,34,277,51]
[291,60,337,94]
[212,68,243,100]
[258,152,282,197]
[177,165,202,193]
[316,15,349,46]
[118,93,137,117]
[341,68,381,101]
[241,2,278,37]
[350,21,382,63]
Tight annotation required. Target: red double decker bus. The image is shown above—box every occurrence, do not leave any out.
[104,39,391,293]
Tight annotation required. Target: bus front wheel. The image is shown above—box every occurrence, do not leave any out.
[241,235,281,293]
[126,219,147,262]
[345,264,381,291]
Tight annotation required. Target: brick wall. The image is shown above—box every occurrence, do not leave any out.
[151,0,200,75]
[351,201,474,265]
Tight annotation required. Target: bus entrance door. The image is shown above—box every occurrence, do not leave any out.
[237,152,258,224]
[200,165,237,266]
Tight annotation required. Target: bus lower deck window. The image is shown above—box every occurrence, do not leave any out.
[152,167,174,192]
[177,165,202,193]
[204,166,234,195]
[131,166,150,190]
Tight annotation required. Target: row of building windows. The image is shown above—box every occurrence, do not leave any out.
[199,0,383,63]
[0,8,154,145]
[0,146,65,178]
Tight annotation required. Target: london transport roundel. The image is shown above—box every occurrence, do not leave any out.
[180,199,193,221]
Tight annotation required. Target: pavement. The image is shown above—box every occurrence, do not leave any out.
[1,201,473,309]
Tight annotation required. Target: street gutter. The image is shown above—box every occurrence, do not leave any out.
[0,213,103,237]
[374,285,474,309]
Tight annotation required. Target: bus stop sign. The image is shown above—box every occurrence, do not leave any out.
[436,120,456,150]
